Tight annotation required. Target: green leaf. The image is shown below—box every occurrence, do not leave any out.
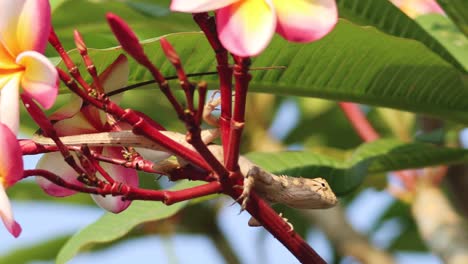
[437,0,468,37]
[56,180,204,264]
[8,182,95,205]
[284,102,363,149]
[246,139,468,195]
[124,1,170,17]
[49,0,70,12]
[47,0,195,54]
[52,19,468,126]
[416,14,468,70]
[251,21,467,123]
[337,0,466,71]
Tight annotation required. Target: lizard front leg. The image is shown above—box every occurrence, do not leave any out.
[239,165,294,230]
[235,165,262,211]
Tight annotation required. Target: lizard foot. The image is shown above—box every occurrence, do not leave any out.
[229,185,250,213]
[247,213,294,231]
[233,167,258,212]
[278,213,294,232]
[203,95,221,127]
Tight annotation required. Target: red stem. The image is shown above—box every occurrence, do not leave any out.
[49,28,94,93]
[55,67,211,172]
[25,169,100,194]
[192,13,233,151]
[106,13,185,118]
[74,30,105,95]
[226,187,326,263]
[21,95,87,176]
[126,181,222,204]
[339,102,379,142]
[26,169,222,204]
[225,57,251,171]
[47,18,326,262]
[185,120,230,182]
[218,65,233,152]
[160,38,195,112]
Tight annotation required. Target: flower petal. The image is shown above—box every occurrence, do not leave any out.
[97,54,129,105]
[391,0,444,18]
[53,112,98,136]
[217,0,276,56]
[0,76,21,134]
[170,0,238,13]
[0,123,23,187]
[48,94,83,121]
[273,0,337,42]
[91,147,139,213]
[0,0,51,55]
[134,148,171,162]
[17,51,58,109]
[0,43,17,69]
[0,184,21,237]
[36,152,82,197]
[80,105,107,131]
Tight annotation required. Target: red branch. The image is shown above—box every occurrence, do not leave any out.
[225,57,251,171]
[43,14,328,263]
[26,169,222,204]
[338,102,379,142]
[106,13,185,118]
[193,13,233,152]
[226,187,326,263]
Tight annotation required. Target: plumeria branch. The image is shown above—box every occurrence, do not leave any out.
[6,4,335,261]
[21,94,89,178]
[26,169,222,204]
[53,12,325,263]
[193,13,232,149]
[226,57,251,171]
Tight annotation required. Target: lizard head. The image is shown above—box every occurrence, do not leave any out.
[282,177,338,209]
[308,177,338,208]
[271,176,338,209]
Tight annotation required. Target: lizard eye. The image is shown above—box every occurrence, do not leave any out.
[321,182,326,188]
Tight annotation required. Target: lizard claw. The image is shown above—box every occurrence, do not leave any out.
[230,190,250,213]
[231,165,261,212]
[278,213,294,232]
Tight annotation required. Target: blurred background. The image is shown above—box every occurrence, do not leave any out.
[2,0,467,263]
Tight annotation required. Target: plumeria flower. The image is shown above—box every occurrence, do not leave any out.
[0,0,58,133]
[36,54,139,213]
[170,0,338,57]
[0,0,58,237]
[0,124,23,237]
[389,0,444,18]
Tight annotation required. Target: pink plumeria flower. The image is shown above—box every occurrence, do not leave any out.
[389,0,444,18]
[0,0,58,134]
[0,0,58,237]
[170,0,338,57]
[0,124,23,237]
[36,55,139,213]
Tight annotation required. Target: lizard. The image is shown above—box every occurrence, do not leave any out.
[32,128,338,227]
